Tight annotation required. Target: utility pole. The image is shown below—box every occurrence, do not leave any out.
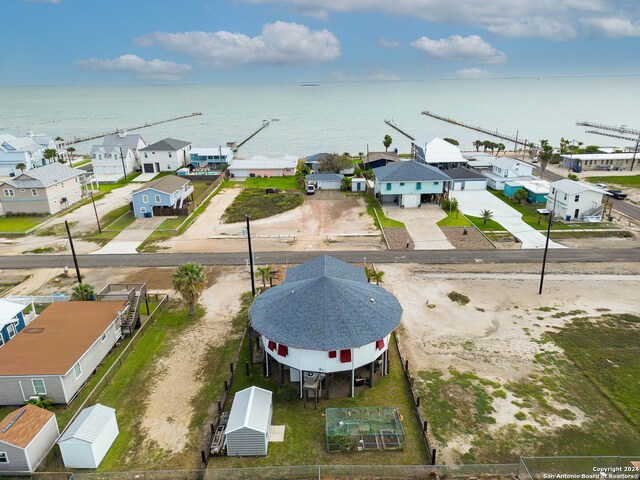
[90,191,101,233]
[538,190,557,295]
[64,220,82,284]
[246,215,255,296]
[119,147,127,181]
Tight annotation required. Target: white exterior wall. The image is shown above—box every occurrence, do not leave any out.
[262,334,390,374]
[316,180,342,190]
[93,151,136,176]
[141,147,189,172]
[24,415,60,473]
[451,179,487,191]
[0,150,42,176]
[59,413,118,468]
[546,189,604,220]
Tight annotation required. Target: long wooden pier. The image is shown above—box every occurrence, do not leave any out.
[66,112,202,145]
[421,110,536,148]
[384,120,415,141]
[234,120,270,151]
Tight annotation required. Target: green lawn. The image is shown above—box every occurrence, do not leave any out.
[223,188,303,223]
[467,215,507,231]
[242,176,300,190]
[213,336,428,469]
[155,216,185,230]
[363,193,405,228]
[585,174,640,188]
[437,210,472,227]
[0,215,48,234]
[98,172,141,194]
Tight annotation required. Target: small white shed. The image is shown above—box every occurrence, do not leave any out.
[225,386,273,456]
[351,178,366,192]
[58,404,119,468]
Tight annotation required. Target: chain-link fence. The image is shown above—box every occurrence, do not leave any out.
[520,456,640,480]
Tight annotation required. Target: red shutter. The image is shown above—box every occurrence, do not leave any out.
[340,349,352,363]
[328,350,337,358]
[277,344,288,357]
[376,339,385,350]
[268,340,276,351]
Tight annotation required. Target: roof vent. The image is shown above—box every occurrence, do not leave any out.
[24,328,44,334]
[370,298,375,303]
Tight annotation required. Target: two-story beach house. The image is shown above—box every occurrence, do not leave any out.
[0,301,127,405]
[140,138,191,174]
[185,146,234,174]
[0,133,58,177]
[546,179,607,221]
[373,160,451,208]
[131,175,193,218]
[0,299,36,348]
[411,134,467,170]
[481,157,535,190]
[0,163,87,215]
[90,131,147,181]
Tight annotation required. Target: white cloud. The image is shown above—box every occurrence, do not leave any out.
[331,67,400,81]
[134,21,340,68]
[411,35,507,64]
[455,67,491,79]
[378,37,400,48]
[75,55,192,81]
[240,0,623,41]
[580,16,640,37]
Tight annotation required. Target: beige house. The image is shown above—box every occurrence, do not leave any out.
[0,163,87,215]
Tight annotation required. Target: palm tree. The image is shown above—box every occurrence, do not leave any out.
[66,147,76,167]
[383,134,393,152]
[255,265,272,289]
[513,188,528,205]
[538,139,554,175]
[370,269,384,285]
[72,283,96,301]
[15,162,27,174]
[450,197,460,218]
[473,140,482,152]
[497,143,506,155]
[444,138,459,146]
[43,148,58,165]
[480,209,494,225]
[172,263,207,316]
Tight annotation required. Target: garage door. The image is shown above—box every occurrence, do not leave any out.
[318,181,341,190]
[452,181,463,190]
[465,180,487,190]
[143,163,155,173]
[402,194,420,208]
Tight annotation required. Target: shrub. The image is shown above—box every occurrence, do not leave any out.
[448,291,470,305]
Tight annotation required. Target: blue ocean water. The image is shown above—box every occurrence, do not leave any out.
[0,77,638,158]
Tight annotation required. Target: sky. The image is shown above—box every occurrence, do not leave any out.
[2,0,640,84]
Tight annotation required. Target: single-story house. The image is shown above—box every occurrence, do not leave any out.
[0,299,36,347]
[0,163,88,215]
[58,404,119,468]
[305,152,329,173]
[305,173,343,190]
[480,157,535,190]
[140,138,191,173]
[225,386,273,457]
[446,167,488,191]
[0,301,127,406]
[361,152,398,170]
[91,132,147,182]
[561,153,638,172]
[131,175,193,218]
[373,160,451,208]
[546,179,607,221]
[411,134,467,170]
[229,155,298,179]
[504,180,550,203]
[0,404,59,475]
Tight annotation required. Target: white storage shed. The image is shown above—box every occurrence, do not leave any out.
[58,404,119,468]
[225,386,273,456]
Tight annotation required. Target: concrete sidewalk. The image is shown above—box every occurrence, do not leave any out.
[92,216,166,254]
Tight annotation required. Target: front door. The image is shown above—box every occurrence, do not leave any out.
[155,162,160,172]
[574,208,580,219]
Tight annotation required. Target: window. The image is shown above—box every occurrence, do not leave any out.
[140,207,146,214]
[0,452,8,464]
[73,362,82,379]
[564,194,568,201]
[101,332,107,342]
[399,182,405,186]
[7,324,16,338]
[168,152,172,158]
[575,195,580,202]
[98,154,102,160]
[376,339,385,350]
[416,182,422,190]
[142,195,149,203]
[328,350,337,358]
[433,181,439,185]
[0,336,4,347]
[277,344,288,357]
[31,189,38,196]
[32,378,46,396]
[154,195,161,203]
[340,349,352,363]
[386,183,392,191]
[267,340,276,351]
[144,152,148,158]
[3,189,14,197]
[167,164,171,170]
[19,188,25,192]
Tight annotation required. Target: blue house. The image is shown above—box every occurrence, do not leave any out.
[187,147,234,173]
[131,175,193,218]
[0,299,35,347]
[373,160,451,208]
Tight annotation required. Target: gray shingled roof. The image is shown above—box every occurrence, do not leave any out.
[132,175,190,195]
[305,173,344,182]
[373,160,452,182]
[140,138,191,152]
[3,163,85,188]
[446,167,487,180]
[250,256,401,351]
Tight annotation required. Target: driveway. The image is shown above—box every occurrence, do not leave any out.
[92,216,166,254]
[382,204,454,250]
[450,190,565,249]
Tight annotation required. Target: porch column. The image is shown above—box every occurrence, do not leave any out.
[280,363,285,385]
[300,370,304,399]
[369,361,375,387]
[248,336,254,364]
[351,361,355,398]
[264,353,269,377]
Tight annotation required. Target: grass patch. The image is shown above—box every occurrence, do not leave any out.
[242,176,300,190]
[363,193,405,229]
[36,221,77,237]
[585,175,640,188]
[23,246,55,254]
[97,172,141,194]
[0,215,48,234]
[155,216,184,230]
[81,210,137,246]
[550,230,634,239]
[437,210,472,227]
[223,188,303,223]
[448,291,470,305]
[213,336,429,468]
[467,215,507,232]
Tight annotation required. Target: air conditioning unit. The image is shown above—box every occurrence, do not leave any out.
[28,396,40,401]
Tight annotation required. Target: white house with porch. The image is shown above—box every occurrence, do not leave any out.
[546,179,607,221]
[90,132,147,182]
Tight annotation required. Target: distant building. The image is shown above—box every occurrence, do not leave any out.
[480,157,535,190]
[373,160,451,208]
[361,152,399,170]
[504,180,550,203]
[305,152,329,173]
[140,138,191,174]
[0,132,58,177]
[187,146,234,173]
[131,175,193,218]
[561,153,638,172]
[446,167,488,191]
[546,179,606,221]
[229,155,298,179]
[0,299,36,347]
[0,163,89,215]
[91,131,147,181]
[411,134,467,170]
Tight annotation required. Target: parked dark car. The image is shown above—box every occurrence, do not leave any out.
[265,188,281,194]
[607,189,627,200]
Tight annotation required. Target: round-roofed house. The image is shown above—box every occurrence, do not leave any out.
[249,255,402,398]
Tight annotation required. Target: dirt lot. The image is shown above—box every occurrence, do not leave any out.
[161,189,382,252]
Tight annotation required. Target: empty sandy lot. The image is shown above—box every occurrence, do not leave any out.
[161,189,382,252]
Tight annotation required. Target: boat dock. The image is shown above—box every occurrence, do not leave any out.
[234,120,270,151]
[66,112,203,145]
[384,120,415,141]
[421,110,535,148]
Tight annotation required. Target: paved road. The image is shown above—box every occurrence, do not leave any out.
[536,166,640,221]
[0,248,638,269]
